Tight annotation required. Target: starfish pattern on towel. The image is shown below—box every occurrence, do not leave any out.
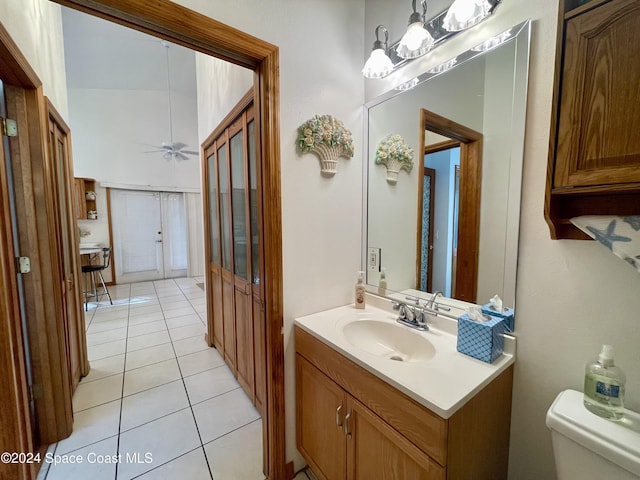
[586,220,632,250]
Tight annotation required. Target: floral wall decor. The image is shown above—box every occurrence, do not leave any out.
[375,134,414,184]
[297,114,354,177]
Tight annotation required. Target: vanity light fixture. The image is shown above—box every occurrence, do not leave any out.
[442,0,499,32]
[427,58,458,74]
[363,25,395,79]
[471,30,512,51]
[396,0,435,59]
[394,77,420,91]
[362,0,502,79]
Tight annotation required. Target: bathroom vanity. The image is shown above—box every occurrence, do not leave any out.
[295,302,515,480]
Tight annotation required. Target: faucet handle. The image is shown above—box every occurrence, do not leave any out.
[404,295,420,306]
[391,301,403,311]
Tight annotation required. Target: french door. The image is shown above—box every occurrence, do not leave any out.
[111,189,188,283]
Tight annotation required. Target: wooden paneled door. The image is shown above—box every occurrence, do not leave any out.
[47,100,88,391]
[203,91,266,410]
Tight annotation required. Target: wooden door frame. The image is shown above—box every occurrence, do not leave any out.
[51,1,285,478]
[416,108,482,303]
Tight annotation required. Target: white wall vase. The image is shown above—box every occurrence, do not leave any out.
[297,114,354,178]
[375,134,414,184]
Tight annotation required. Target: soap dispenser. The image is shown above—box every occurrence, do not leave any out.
[355,271,365,309]
[377,268,387,296]
[583,345,626,420]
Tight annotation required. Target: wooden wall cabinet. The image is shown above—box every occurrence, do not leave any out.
[546,0,640,239]
[74,177,96,220]
[295,327,513,480]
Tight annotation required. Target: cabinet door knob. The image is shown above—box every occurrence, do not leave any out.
[344,409,352,439]
[336,403,343,430]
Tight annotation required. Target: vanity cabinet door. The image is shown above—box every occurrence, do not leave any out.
[296,354,347,480]
[346,396,445,480]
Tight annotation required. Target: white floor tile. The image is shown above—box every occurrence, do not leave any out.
[123,359,181,396]
[87,319,128,335]
[135,448,211,480]
[164,313,202,329]
[120,380,189,432]
[169,323,205,342]
[126,331,171,352]
[88,339,126,361]
[192,389,260,444]
[127,321,167,338]
[127,311,164,326]
[117,409,201,479]
[172,336,211,357]
[86,327,127,347]
[204,419,263,480]
[184,365,239,405]
[45,436,118,480]
[163,306,196,318]
[73,374,123,412]
[177,348,225,377]
[158,295,187,305]
[161,300,192,312]
[125,343,175,371]
[129,304,162,315]
[56,400,120,454]
[82,354,125,384]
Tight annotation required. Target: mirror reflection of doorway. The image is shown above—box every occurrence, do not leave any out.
[110,189,188,283]
[420,147,461,297]
[416,109,482,303]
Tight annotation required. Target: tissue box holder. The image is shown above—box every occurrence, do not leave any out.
[481,304,514,331]
[457,313,506,363]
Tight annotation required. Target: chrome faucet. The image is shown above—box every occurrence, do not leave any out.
[427,291,444,310]
[391,297,429,331]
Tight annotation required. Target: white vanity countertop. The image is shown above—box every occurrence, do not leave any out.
[295,302,515,419]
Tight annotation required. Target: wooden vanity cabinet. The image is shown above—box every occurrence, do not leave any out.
[295,326,513,480]
[545,0,640,239]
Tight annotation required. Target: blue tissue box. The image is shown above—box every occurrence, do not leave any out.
[457,313,507,363]
[481,304,514,331]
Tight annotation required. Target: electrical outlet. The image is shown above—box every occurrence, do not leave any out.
[367,247,381,272]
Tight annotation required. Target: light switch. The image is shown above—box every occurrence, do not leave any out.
[367,247,381,272]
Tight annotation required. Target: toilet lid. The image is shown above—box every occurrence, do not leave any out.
[546,389,640,476]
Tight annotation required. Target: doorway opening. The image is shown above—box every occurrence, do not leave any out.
[416,109,482,303]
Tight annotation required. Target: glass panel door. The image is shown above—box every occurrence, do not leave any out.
[230,130,248,280]
[207,152,221,265]
[218,143,232,272]
[248,120,260,285]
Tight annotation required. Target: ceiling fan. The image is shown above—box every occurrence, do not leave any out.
[144,41,198,161]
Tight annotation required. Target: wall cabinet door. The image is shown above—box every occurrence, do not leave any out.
[554,0,640,189]
[296,355,347,480]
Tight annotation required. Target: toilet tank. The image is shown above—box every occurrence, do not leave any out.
[546,389,640,480]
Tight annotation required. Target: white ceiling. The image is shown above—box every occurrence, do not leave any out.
[61,6,197,95]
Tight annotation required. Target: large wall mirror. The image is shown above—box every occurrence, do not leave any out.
[364,20,531,308]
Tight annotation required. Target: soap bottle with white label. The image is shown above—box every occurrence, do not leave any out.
[355,271,365,309]
[583,345,626,420]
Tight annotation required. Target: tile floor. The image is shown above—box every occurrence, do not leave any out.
[37,277,264,480]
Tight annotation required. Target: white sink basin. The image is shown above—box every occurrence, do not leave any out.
[341,320,435,363]
[80,242,102,248]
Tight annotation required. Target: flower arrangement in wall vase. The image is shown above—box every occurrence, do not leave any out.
[297,114,354,177]
[375,134,414,184]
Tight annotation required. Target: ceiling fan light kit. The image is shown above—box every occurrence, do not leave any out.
[145,41,198,161]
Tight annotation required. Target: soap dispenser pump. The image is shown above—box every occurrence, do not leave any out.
[583,344,626,420]
[355,271,365,309]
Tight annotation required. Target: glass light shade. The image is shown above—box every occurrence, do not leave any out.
[363,48,394,78]
[396,22,434,59]
[442,0,492,32]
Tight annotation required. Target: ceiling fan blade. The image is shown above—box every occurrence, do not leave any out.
[142,149,166,153]
[176,152,189,161]
[181,150,199,156]
[171,142,188,150]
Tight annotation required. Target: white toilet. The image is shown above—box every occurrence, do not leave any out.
[546,389,640,480]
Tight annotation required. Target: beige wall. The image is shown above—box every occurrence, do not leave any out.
[0,0,68,117]
[366,1,640,479]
